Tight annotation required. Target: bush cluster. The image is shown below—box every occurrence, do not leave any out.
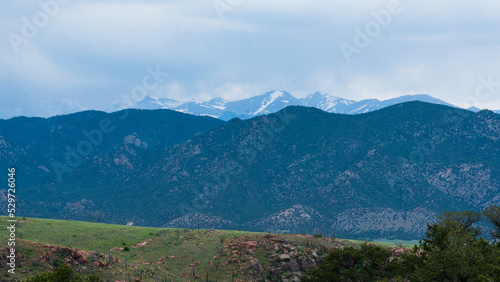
[303,206,500,281]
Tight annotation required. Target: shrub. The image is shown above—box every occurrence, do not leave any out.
[25,264,100,282]
[303,208,500,281]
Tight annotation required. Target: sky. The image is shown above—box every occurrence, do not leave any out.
[2,0,500,117]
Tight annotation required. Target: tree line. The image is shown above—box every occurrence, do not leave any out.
[303,206,500,281]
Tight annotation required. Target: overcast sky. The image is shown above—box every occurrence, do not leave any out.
[2,0,500,113]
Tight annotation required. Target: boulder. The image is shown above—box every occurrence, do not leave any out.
[278,254,290,262]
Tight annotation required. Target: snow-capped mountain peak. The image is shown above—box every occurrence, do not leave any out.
[8,92,492,120]
[254,91,285,115]
[133,96,182,110]
[303,91,354,112]
[208,97,229,104]
[204,97,228,110]
[105,91,467,121]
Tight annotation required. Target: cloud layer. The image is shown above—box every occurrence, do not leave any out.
[2,0,500,114]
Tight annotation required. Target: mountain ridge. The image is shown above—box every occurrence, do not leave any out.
[2,101,498,240]
[3,92,497,120]
[109,92,457,120]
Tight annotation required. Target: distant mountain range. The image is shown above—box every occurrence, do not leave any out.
[109,91,459,120]
[1,102,499,240]
[0,98,89,120]
[1,92,498,120]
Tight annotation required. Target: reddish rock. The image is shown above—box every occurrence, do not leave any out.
[93,261,108,267]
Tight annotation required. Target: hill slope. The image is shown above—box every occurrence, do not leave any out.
[0,216,363,281]
[0,109,225,218]
[3,102,498,240]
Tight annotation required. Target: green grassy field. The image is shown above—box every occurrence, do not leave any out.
[0,216,412,281]
[1,216,163,251]
[347,239,417,249]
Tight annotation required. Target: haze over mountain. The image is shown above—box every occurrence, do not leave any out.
[0,98,89,120]
[1,102,498,240]
[109,92,457,120]
[3,91,497,120]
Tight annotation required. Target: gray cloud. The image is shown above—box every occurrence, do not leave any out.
[2,0,500,115]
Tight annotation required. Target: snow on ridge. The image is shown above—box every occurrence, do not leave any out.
[113,91,460,121]
[254,91,284,115]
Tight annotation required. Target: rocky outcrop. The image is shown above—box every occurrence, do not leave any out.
[249,204,325,233]
[163,213,235,229]
[335,208,437,239]
[243,234,360,281]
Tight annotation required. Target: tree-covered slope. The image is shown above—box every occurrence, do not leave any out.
[1,102,499,240]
